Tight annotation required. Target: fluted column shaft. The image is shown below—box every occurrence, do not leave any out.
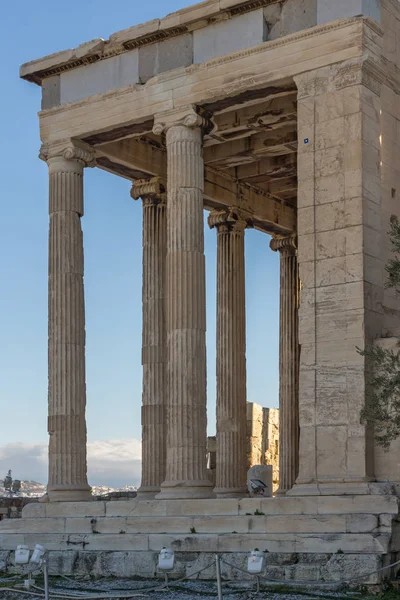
[46,149,92,502]
[132,180,167,499]
[157,122,213,499]
[271,236,299,495]
[210,210,248,498]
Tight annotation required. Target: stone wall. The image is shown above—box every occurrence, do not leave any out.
[0,497,37,520]
[0,549,386,584]
[207,403,279,492]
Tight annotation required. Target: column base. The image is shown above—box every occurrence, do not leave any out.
[48,485,92,503]
[136,486,161,500]
[275,487,290,496]
[213,487,248,499]
[156,480,215,500]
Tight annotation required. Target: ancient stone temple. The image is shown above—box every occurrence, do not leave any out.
[2,0,400,584]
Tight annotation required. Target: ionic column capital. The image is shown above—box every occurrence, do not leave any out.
[131,178,166,205]
[153,105,215,136]
[270,235,297,256]
[39,140,96,167]
[208,208,251,233]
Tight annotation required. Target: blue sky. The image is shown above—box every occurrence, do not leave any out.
[0,0,279,483]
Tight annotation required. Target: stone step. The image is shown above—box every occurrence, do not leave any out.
[21,495,400,519]
[0,512,391,535]
[0,530,391,554]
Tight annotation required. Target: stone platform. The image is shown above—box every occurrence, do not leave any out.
[0,496,399,584]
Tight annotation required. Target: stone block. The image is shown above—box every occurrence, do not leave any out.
[0,550,10,572]
[315,257,346,287]
[261,496,318,516]
[23,534,69,551]
[315,92,344,123]
[194,516,250,534]
[85,534,149,551]
[60,49,139,104]
[65,518,95,534]
[285,564,321,581]
[48,550,79,576]
[346,514,378,533]
[315,147,344,179]
[193,10,266,64]
[298,207,315,235]
[46,502,106,518]
[106,500,166,517]
[218,533,297,553]
[166,499,239,516]
[295,533,390,554]
[42,75,60,110]
[317,0,381,25]
[264,565,286,580]
[266,0,317,40]
[149,534,218,552]
[316,229,346,260]
[125,551,156,578]
[0,517,65,533]
[0,534,25,550]
[315,201,346,232]
[139,34,193,83]
[316,426,348,479]
[315,174,345,205]
[250,515,346,534]
[124,516,193,534]
[321,553,382,584]
[22,503,46,518]
[299,262,315,289]
[317,495,399,514]
[238,498,261,515]
[315,117,345,151]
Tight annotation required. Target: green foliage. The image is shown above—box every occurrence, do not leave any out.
[387,216,400,291]
[359,215,400,449]
[254,509,265,516]
[360,344,400,449]
[190,527,197,534]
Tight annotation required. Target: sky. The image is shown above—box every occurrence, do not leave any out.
[0,0,279,486]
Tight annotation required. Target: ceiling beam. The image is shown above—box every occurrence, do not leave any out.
[207,94,297,144]
[230,155,297,181]
[96,138,296,234]
[203,128,298,168]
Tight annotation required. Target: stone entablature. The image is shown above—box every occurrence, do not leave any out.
[20,0,310,87]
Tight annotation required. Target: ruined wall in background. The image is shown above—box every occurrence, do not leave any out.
[207,403,279,493]
[247,403,280,492]
[0,497,37,520]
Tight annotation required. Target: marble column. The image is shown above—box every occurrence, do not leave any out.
[209,209,248,498]
[40,141,94,502]
[154,109,214,499]
[270,235,299,495]
[131,178,167,499]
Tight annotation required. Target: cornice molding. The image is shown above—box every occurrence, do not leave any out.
[294,56,387,98]
[270,235,297,254]
[186,17,381,74]
[39,140,96,166]
[22,11,382,87]
[131,177,166,202]
[153,106,215,136]
[21,0,285,85]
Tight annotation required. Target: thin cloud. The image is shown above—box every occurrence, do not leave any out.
[0,440,142,488]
